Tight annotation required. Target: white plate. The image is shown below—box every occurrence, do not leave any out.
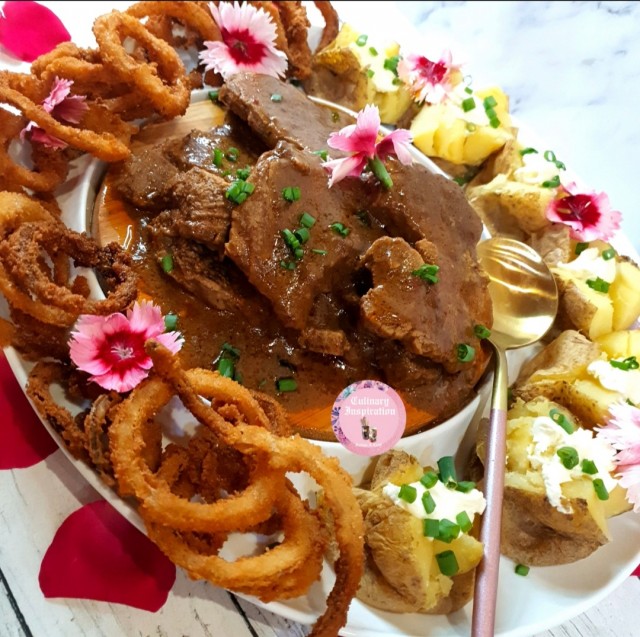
[5,91,640,637]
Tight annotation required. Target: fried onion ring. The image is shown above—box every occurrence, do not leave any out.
[92,11,190,120]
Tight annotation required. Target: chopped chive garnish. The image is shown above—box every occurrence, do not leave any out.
[312,149,329,161]
[383,55,400,75]
[593,478,609,501]
[208,89,219,102]
[461,97,476,112]
[456,511,472,533]
[161,254,174,273]
[554,160,566,170]
[368,155,393,189]
[543,150,556,162]
[557,446,579,470]
[549,408,574,434]
[236,167,250,180]
[226,179,255,204]
[164,313,178,331]
[581,459,598,475]
[330,222,350,237]
[225,147,239,162]
[541,175,561,188]
[423,518,440,538]
[312,249,328,256]
[519,147,538,156]
[602,247,616,260]
[398,484,417,503]
[392,77,403,86]
[356,34,368,46]
[437,519,460,543]
[456,481,476,493]
[575,242,590,255]
[437,456,457,485]
[270,93,282,102]
[331,111,340,122]
[280,260,296,270]
[422,490,436,514]
[586,277,610,293]
[217,357,235,378]
[420,471,438,489]
[282,186,301,202]
[456,343,475,362]
[212,147,224,168]
[483,95,498,109]
[299,212,316,228]
[474,324,491,339]
[294,227,310,244]
[515,564,530,576]
[221,342,240,358]
[436,550,459,576]
[369,46,378,56]
[282,228,300,250]
[294,247,304,259]
[366,69,375,78]
[489,116,501,128]
[464,86,473,95]
[610,356,639,371]
[276,377,298,392]
[411,263,439,283]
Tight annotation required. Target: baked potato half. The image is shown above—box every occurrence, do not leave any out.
[476,397,631,566]
[353,450,484,614]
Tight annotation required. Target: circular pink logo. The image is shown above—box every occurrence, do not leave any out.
[331,380,406,456]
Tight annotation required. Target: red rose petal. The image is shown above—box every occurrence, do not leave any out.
[0,352,58,469]
[39,500,176,612]
[0,1,70,62]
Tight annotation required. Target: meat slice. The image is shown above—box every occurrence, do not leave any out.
[225,142,382,330]
[219,73,347,154]
[360,236,485,372]
[113,140,181,211]
[162,167,233,252]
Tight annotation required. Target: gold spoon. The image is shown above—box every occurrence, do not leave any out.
[471,236,558,637]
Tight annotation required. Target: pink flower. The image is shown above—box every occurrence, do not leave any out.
[69,301,183,393]
[323,104,413,188]
[199,1,287,80]
[596,402,640,512]
[397,51,461,104]
[545,181,622,241]
[0,1,70,62]
[20,77,88,149]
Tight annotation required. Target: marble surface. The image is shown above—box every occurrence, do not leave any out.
[335,0,640,253]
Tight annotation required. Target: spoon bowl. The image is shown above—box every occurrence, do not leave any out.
[471,236,558,637]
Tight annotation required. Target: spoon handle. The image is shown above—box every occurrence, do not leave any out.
[472,343,509,637]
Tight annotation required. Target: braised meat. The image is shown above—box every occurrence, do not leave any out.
[219,73,347,154]
[225,141,383,330]
[107,77,493,440]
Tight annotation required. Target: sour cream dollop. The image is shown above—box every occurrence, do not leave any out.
[528,416,618,514]
[553,247,617,284]
[587,360,640,404]
[383,478,486,539]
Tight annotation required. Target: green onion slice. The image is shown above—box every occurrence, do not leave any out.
[164,313,178,331]
[294,227,310,244]
[456,481,476,493]
[282,186,301,202]
[519,147,538,156]
[586,277,610,293]
[557,446,579,470]
[383,55,400,76]
[208,89,219,102]
[161,254,174,273]
[225,147,239,162]
[330,222,350,237]
[593,478,609,501]
[312,249,328,256]
[436,550,459,576]
[610,356,639,371]
[581,459,598,475]
[270,93,283,102]
[437,520,460,544]
[420,471,438,489]
[549,408,574,434]
[456,343,475,362]
[356,34,368,46]
[217,357,235,378]
[602,247,616,260]
[437,456,457,485]
[312,149,329,161]
[212,147,224,168]
[474,324,491,339]
[369,46,378,56]
[575,242,590,255]
[299,212,316,228]
[398,484,417,503]
[412,263,439,283]
[276,377,298,392]
[541,175,561,188]
[423,518,440,538]
[456,511,472,533]
[461,97,476,112]
[515,564,530,576]
[236,168,251,180]
[422,491,436,515]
